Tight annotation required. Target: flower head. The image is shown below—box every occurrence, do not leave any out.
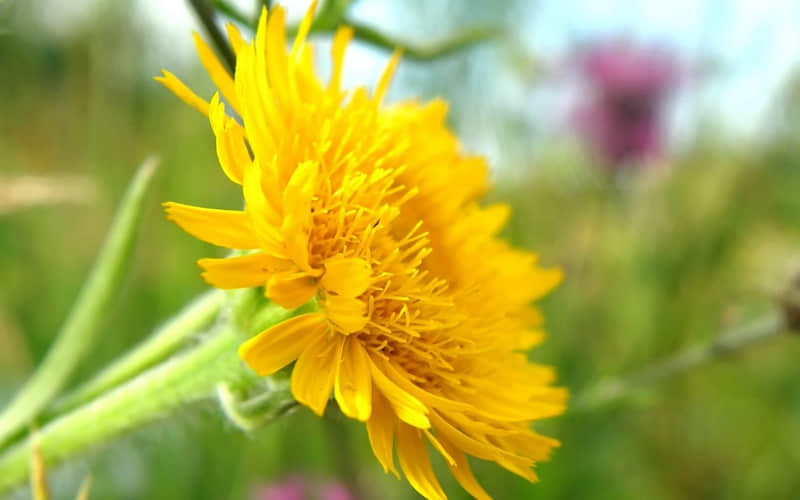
[252,476,354,500]
[159,3,565,498]
[573,40,681,168]
[254,477,306,500]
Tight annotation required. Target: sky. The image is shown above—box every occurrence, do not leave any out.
[524,0,800,137]
[28,0,800,140]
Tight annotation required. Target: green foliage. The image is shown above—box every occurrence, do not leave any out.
[1,4,800,499]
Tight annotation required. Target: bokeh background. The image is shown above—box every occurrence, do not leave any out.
[2,0,800,499]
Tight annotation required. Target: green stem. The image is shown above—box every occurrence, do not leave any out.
[0,157,159,447]
[188,0,236,73]
[50,289,226,415]
[310,0,354,31]
[211,0,253,26]
[0,298,293,495]
[287,0,499,62]
[0,325,271,495]
[572,312,789,412]
[0,329,236,495]
[334,19,500,61]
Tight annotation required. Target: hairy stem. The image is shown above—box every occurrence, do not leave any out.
[573,312,789,411]
[0,325,259,495]
[50,289,226,415]
[0,157,158,447]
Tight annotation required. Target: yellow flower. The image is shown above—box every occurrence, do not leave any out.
[158,3,566,499]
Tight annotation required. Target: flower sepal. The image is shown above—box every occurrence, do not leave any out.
[217,380,297,432]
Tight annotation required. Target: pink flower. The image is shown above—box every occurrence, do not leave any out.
[573,40,681,168]
[319,481,354,500]
[253,477,355,500]
[255,477,306,500]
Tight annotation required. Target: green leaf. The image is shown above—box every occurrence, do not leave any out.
[0,156,159,447]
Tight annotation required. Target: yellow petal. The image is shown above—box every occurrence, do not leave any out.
[280,213,312,272]
[377,358,472,414]
[494,453,539,484]
[396,422,447,500]
[242,159,285,255]
[295,44,320,98]
[267,272,318,309]
[429,411,496,462]
[281,161,319,270]
[164,202,258,249]
[198,252,291,289]
[423,429,455,466]
[334,338,372,421]
[324,294,368,334]
[527,267,563,301]
[208,93,249,184]
[154,70,209,115]
[367,389,399,478]
[226,23,246,55]
[495,431,561,463]
[438,436,492,500]
[429,411,522,466]
[193,32,240,111]
[375,49,402,103]
[474,203,512,238]
[328,27,353,93]
[238,18,281,160]
[291,334,341,416]
[266,6,291,107]
[517,329,545,350]
[291,0,317,57]
[321,257,372,297]
[448,382,564,422]
[368,356,430,429]
[234,44,273,160]
[238,313,326,375]
[254,6,268,51]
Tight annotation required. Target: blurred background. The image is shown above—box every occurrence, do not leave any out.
[2,0,800,498]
